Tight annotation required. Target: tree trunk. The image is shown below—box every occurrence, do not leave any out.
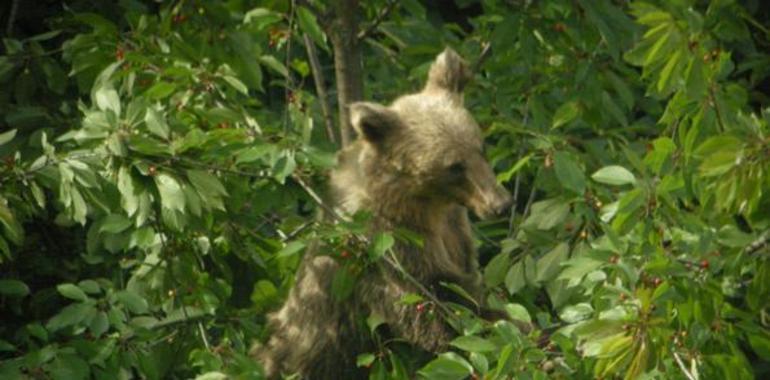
[329,0,363,147]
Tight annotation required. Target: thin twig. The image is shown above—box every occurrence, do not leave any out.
[471,41,492,73]
[5,0,19,37]
[198,322,211,350]
[510,177,537,239]
[745,229,770,255]
[673,351,698,380]
[357,0,399,40]
[708,85,726,132]
[154,218,211,350]
[290,174,458,321]
[508,99,530,235]
[284,0,297,133]
[383,252,454,319]
[290,173,345,222]
[284,220,315,241]
[303,33,337,145]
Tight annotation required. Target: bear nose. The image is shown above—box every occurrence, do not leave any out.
[491,191,513,216]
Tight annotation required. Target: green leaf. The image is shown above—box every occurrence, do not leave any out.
[657,49,683,94]
[116,290,149,314]
[0,279,29,297]
[46,303,93,331]
[367,312,385,333]
[144,81,176,99]
[558,257,605,287]
[418,353,473,380]
[356,353,376,368]
[695,136,743,177]
[552,101,580,129]
[250,280,278,309]
[398,293,423,305]
[559,302,593,323]
[48,354,90,379]
[331,267,356,302]
[643,137,676,174]
[554,151,586,194]
[749,334,770,361]
[71,187,87,225]
[89,311,109,337]
[605,71,634,110]
[144,107,170,139]
[369,233,394,261]
[484,252,510,287]
[504,303,531,324]
[297,6,326,49]
[536,243,569,283]
[154,173,185,211]
[78,280,100,294]
[275,241,305,258]
[272,151,296,183]
[0,129,16,146]
[497,153,532,183]
[223,75,249,94]
[505,261,526,295]
[57,283,88,302]
[117,166,138,216]
[0,339,16,352]
[99,214,132,234]
[0,202,24,245]
[591,165,636,186]
[186,170,228,197]
[94,85,121,116]
[259,55,289,77]
[601,91,628,127]
[451,336,497,353]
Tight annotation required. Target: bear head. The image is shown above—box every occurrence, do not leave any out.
[349,48,511,220]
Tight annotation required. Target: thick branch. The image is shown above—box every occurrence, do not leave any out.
[303,33,337,145]
[329,0,364,146]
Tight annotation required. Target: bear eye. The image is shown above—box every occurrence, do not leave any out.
[448,162,466,174]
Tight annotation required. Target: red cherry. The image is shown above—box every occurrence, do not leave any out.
[700,259,710,269]
[416,303,425,313]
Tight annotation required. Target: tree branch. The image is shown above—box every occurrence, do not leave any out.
[329,0,364,146]
[357,0,399,40]
[289,172,458,321]
[303,33,337,145]
[745,229,770,255]
[5,0,19,37]
[673,351,698,380]
[284,0,297,133]
[471,41,492,73]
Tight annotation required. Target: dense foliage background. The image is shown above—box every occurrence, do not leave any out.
[1,0,769,378]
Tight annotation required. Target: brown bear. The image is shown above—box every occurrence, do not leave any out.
[254,48,511,379]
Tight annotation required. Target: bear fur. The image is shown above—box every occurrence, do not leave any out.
[254,48,511,379]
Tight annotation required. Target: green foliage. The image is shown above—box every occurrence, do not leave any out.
[1,0,769,379]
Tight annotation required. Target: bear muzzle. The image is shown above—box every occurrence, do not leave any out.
[468,185,512,219]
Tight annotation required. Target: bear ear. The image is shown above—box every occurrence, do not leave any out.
[349,102,402,146]
[424,47,471,95]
